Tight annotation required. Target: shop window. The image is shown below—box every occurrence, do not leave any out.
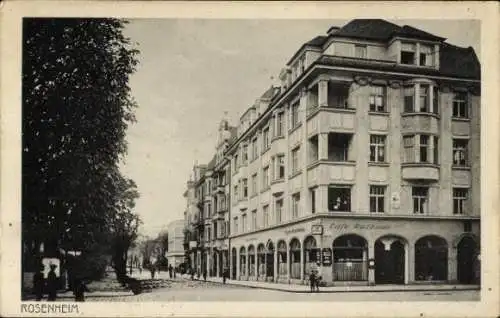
[453,188,468,215]
[453,139,469,166]
[369,86,386,112]
[369,185,386,213]
[290,239,301,279]
[412,187,429,214]
[370,135,386,163]
[332,235,368,281]
[328,186,351,212]
[453,92,468,119]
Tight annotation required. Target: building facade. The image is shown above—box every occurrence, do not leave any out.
[185,19,481,286]
[166,220,185,268]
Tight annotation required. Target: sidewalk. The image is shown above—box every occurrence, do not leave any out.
[202,276,480,293]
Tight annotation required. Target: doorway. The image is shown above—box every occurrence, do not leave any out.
[457,236,478,284]
[375,238,405,284]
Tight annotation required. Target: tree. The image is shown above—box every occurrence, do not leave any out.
[22,18,140,280]
[156,230,169,268]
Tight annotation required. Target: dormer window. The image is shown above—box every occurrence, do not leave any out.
[401,43,416,65]
[355,45,367,59]
[419,45,433,67]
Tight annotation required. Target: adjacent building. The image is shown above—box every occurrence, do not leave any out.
[166,220,186,268]
[184,19,481,286]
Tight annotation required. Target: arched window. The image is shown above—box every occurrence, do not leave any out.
[239,246,247,277]
[332,234,368,281]
[248,245,256,277]
[289,238,301,279]
[303,236,318,277]
[415,236,448,281]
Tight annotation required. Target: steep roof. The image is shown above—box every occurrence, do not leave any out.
[439,43,480,79]
[335,19,445,42]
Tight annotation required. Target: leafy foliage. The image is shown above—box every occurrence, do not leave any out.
[22,18,140,280]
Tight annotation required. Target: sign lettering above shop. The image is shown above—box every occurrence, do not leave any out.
[245,238,257,242]
[329,223,391,230]
[285,228,305,235]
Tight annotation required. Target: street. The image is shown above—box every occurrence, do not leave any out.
[82,279,480,302]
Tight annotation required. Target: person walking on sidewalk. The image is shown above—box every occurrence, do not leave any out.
[168,265,173,279]
[203,269,207,282]
[46,264,58,301]
[223,266,229,284]
[33,264,45,301]
[73,277,90,302]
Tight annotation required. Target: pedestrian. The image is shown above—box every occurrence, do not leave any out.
[190,268,195,280]
[33,264,45,301]
[203,269,207,282]
[314,262,321,292]
[223,266,228,284]
[139,266,142,274]
[150,266,156,279]
[168,264,173,279]
[46,264,58,301]
[309,271,316,292]
[173,267,177,279]
[73,277,90,302]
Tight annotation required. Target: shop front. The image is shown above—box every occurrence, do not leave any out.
[229,215,480,286]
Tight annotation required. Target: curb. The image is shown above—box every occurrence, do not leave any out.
[203,280,480,294]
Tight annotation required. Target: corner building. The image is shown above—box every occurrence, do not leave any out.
[188,19,481,286]
[226,19,481,286]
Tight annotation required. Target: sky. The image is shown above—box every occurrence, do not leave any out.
[121,19,480,237]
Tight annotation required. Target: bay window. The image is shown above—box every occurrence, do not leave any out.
[403,134,438,164]
[403,83,439,114]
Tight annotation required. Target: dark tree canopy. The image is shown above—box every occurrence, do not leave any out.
[22,18,140,279]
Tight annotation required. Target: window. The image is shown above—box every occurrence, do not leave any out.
[401,43,416,64]
[419,45,433,66]
[242,144,248,164]
[234,154,239,169]
[433,86,439,114]
[251,138,258,161]
[369,185,386,213]
[310,188,316,214]
[355,45,367,59]
[419,85,429,112]
[262,166,269,189]
[328,133,352,161]
[419,135,429,163]
[452,92,468,119]
[412,187,429,214]
[291,147,300,173]
[251,210,257,230]
[233,217,238,234]
[370,135,386,163]
[453,139,469,166]
[453,188,468,215]
[251,173,258,196]
[226,220,230,236]
[275,199,283,223]
[242,178,248,198]
[275,154,285,179]
[241,214,247,232]
[433,137,439,164]
[276,112,284,137]
[328,186,351,212]
[291,101,300,129]
[263,127,270,150]
[369,86,386,112]
[404,86,415,112]
[234,185,238,201]
[263,205,269,228]
[291,193,300,219]
[403,135,414,163]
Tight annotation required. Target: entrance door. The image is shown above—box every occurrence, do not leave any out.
[457,237,477,284]
[375,240,405,284]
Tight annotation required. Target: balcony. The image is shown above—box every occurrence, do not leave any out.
[401,163,439,181]
[401,113,440,135]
